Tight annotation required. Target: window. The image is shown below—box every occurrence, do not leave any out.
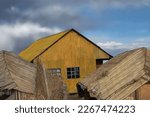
[67,67,80,79]
[49,68,61,78]
[96,59,109,69]
[96,59,103,65]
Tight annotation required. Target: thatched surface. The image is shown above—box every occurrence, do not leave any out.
[17,91,36,100]
[47,75,68,100]
[78,48,150,100]
[46,65,68,100]
[34,58,67,100]
[35,59,50,100]
[0,51,37,94]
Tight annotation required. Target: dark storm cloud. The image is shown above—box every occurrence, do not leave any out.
[0,0,150,54]
[0,0,98,54]
[0,0,88,30]
[0,0,35,23]
[1,0,150,29]
[0,0,89,53]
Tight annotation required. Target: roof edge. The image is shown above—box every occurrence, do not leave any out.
[31,29,72,61]
[19,29,71,56]
[21,28,112,62]
[70,29,113,58]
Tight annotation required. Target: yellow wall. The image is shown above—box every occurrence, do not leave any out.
[38,31,110,93]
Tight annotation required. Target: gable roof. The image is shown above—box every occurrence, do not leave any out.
[19,29,112,62]
[77,48,150,100]
[19,29,70,62]
[0,51,36,94]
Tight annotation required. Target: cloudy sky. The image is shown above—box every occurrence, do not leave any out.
[0,0,150,55]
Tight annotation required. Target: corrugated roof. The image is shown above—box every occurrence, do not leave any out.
[19,29,70,62]
[0,51,37,94]
[77,48,150,100]
[19,29,112,62]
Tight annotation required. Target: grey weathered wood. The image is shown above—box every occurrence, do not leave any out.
[78,48,150,100]
[0,51,37,94]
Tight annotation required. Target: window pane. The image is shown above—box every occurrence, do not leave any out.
[68,75,71,79]
[67,68,71,71]
[49,68,61,78]
[72,75,75,78]
[76,71,79,75]
[67,72,71,75]
[72,71,75,75]
[76,75,80,78]
[75,67,79,70]
[67,67,80,79]
[57,73,61,76]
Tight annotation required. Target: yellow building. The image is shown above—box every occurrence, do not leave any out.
[19,29,112,93]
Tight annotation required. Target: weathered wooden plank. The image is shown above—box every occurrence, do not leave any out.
[10,73,35,93]
[81,48,141,87]
[35,59,50,100]
[78,48,150,100]
[1,82,17,90]
[108,78,147,100]
[35,58,67,100]
[0,51,36,95]
[88,49,145,98]
[100,58,145,98]
[124,92,135,100]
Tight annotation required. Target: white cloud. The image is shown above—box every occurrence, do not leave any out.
[97,38,150,55]
[97,37,150,51]
[0,22,61,51]
[97,41,123,49]
[90,0,150,9]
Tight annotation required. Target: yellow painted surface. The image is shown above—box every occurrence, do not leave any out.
[19,30,69,61]
[37,31,110,93]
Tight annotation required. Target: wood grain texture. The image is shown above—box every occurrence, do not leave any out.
[38,31,111,93]
[35,58,67,100]
[19,29,111,93]
[78,48,150,100]
[0,51,36,94]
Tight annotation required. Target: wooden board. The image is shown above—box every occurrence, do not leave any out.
[78,48,150,100]
[0,51,36,95]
